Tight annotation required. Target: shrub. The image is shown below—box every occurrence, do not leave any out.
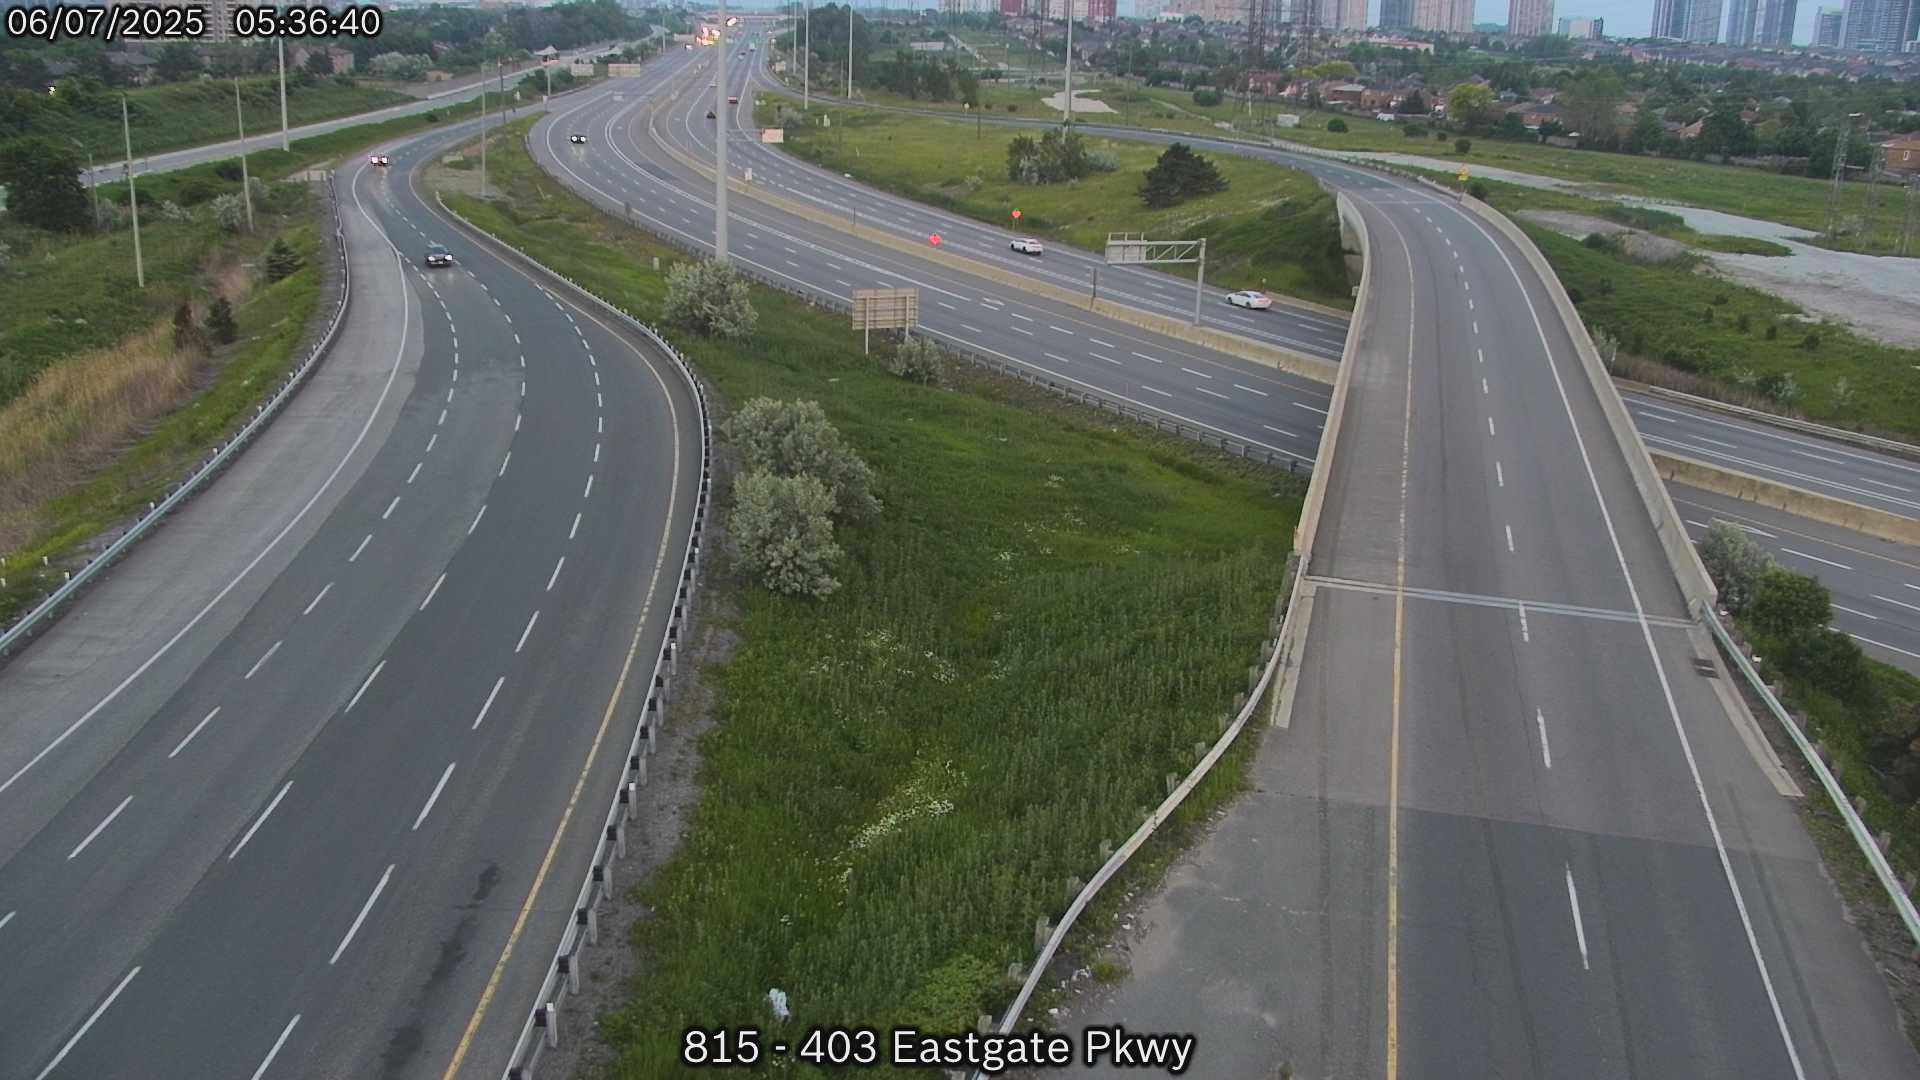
[1748,565,1831,637]
[1005,103,1017,112]
[1436,130,1449,141]
[1455,137,1472,154]
[1192,88,1222,107]
[723,397,879,518]
[664,258,757,339]
[1758,371,1797,404]
[1326,117,1348,133]
[205,297,238,344]
[886,335,949,386]
[1403,122,1427,137]
[1582,232,1611,250]
[1006,129,1102,185]
[1764,323,1778,340]
[210,192,247,232]
[731,470,843,599]
[1735,313,1750,333]
[1467,179,1489,200]
[1780,626,1868,702]
[1701,304,1714,322]
[1800,331,1820,351]
[1139,142,1228,208]
[213,161,243,182]
[1566,286,1585,304]
[156,200,192,223]
[171,300,205,353]
[1700,520,1773,614]
[265,238,304,282]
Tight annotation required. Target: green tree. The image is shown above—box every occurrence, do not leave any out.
[1446,82,1495,131]
[723,398,879,518]
[1697,106,1756,162]
[1699,521,1773,614]
[730,470,843,599]
[206,297,238,344]
[0,136,90,231]
[1560,73,1625,144]
[1748,566,1832,637]
[1625,108,1665,154]
[155,42,203,82]
[1780,626,1867,701]
[1398,89,1427,114]
[1139,142,1227,208]
[663,258,757,339]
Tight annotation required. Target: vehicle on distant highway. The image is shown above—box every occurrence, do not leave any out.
[368,153,390,166]
[1010,237,1044,256]
[707,108,717,119]
[728,95,740,104]
[424,243,453,268]
[1226,290,1273,310]
[569,133,588,144]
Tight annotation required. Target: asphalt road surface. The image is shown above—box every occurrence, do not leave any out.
[3,108,699,1079]
[589,35,1920,1080]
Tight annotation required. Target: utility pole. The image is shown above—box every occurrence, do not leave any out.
[847,3,854,100]
[120,95,144,288]
[480,74,488,198]
[277,37,290,151]
[1904,176,1918,258]
[544,61,552,110]
[1063,3,1073,124]
[233,78,255,232]
[716,3,730,263]
[804,0,810,111]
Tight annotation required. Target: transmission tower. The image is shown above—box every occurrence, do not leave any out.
[1246,0,1278,68]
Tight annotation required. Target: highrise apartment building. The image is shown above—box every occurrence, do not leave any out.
[1508,0,1554,36]
[1413,0,1473,34]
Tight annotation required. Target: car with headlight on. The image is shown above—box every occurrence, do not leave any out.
[424,243,453,268]
[369,153,390,166]
[569,133,588,144]
[1226,290,1273,310]
[1009,237,1044,256]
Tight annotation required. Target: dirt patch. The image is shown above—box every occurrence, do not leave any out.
[1518,209,1690,262]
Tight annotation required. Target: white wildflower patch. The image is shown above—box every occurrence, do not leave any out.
[834,755,968,891]
[1044,474,1065,489]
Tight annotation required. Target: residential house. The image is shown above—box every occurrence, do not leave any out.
[1884,134,1920,176]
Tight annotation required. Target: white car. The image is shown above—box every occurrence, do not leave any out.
[569,133,588,144]
[368,153,390,166]
[1009,237,1044,256]
[1226,290,1273,310]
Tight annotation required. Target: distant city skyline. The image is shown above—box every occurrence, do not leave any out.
[1105,0,1834,43]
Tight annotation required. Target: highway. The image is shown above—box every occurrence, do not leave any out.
[551,35,1920,1078]
[2,105,698,1079]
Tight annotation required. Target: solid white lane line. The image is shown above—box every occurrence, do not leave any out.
[547,557,566,592]
[498,452,511,477]
[1234,384,1269,397]
[1780,547,1851,570]
[468,504,487,536]
[382,496,401,520]
[329,864,394,965]
[1849,633,1920,661]
[249,1015,301,1080]
[346,661,385,713]
[1832,604,1881,620]
[420,573,446,611]
[32,966,139,1080]
[169,707,221,759]
[1874,593,1920,614]
[412,761,457,831]
[583,474,595,499]
[229,781,293,859]
[516,610,540,653]
[349,534,372,562]
[1496,462,1505,487]
[473,676,505,730]
[0,910,12,932]
[244,641,282,680]
[1294,402,1329,415]
[569,512,582,540]
[1181,367,1213,379]
[1859,477,1914,493]
[1565,866,1590,970]
[68,795,133,860]
[1506,525,1516,553]
[1536,709,1552,769]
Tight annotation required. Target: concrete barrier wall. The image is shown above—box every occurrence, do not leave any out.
[645,91,1340,384]
[1618,378,1920,465]
[1454,194,1719,611]
[1655,452,1920,546]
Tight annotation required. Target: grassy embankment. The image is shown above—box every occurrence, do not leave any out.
[0,92,514,623]
[43,75,410,160]
[760,103,1353,308]
[1439,178,1920,440]
[438,117,1298,1075]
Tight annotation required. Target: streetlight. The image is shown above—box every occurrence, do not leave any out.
[233,77,255,232]
[277,36,290,152]
[65,135,100,230]
[716,10,740,262]
[119,95,144,288]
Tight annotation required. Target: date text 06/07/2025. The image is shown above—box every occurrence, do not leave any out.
[683,1024,1197,1075]
[3,3,381,43]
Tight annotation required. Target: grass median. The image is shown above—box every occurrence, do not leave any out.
[759,102,1353,309]
[437,117,1299,1074]
[39,74,411,160]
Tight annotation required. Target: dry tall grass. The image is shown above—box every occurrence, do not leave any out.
[0,321,196,558]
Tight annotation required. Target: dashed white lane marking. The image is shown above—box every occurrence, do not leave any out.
[1011,327,1034,336]
[1049,325,1074,336]
[420,573,447,612]
[1496,462,1505,487]
[345,661,385,713]
[407,463,422,484]
[546,556,566,592]
[1518,602,1531,643]
[1262,425,1299,439]
[835,279,852,287]
[249,1015,301,1080]
[437,409,447,426]
[32,966,139,1080]
[1536,709,1552,769]
[243,641,282,680]
[1134,351,1163,364]
[1473,320,1480,335]
[1091,352,1120,365]
[229,781,293,860]
[1141,385,1174,398]
[1197,386,1230,400]
[1234,384,1268,397]
[168,707,221,759]
[303,583,332,616]
[514,414,521,432]
[1007,311,1032,321]
[961,323,982,333]
[1506,525,1516,553]
[1566,866,1590,970]
[472,676,505,731]
[515,610,540,653]
[1833,603,1880,620]
[593,443,601,463]
[382,496,401,521]
[1043,351,1072,364]
[328,864,394,966]
[498,452,512,478]
[1488,416,1497,437]
[425,433,438,454]
[1089,337,1117,348]
[1294,402,1329,416]
[412,761,457,831]
[1873,593,1920,614]
[348,534,372,562]
[67,795,133,860]
[1781,547,1850,570]
[1477,348,1485,363]
[468,504,487,536]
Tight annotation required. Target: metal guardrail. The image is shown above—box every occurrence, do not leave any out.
[426,197,715,1080]
[0,172,353,663]
[1701,601,1920,948]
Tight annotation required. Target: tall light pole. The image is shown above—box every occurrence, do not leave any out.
[66,136,100,230]
[277,37,290,151]
[847,3,854,100]
[479,72,489,198]
[233,77,255,233]
[715,8,733,262]
[803,0,811,111]
[120,95,144,289]
[1062,3,1074,125]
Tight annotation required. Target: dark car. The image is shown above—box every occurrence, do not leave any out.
[424,243,453,268]
[569,133,588,144]
[706,109,716,119]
